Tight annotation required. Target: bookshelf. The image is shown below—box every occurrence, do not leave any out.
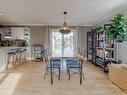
[87,25,116,72]
[87,30,94,61]
[32,44,44,61]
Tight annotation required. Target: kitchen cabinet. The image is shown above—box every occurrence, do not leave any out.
[11,27,25,39]
[0,47,28,71]
[0,27,26,40]
[0,49,6,71]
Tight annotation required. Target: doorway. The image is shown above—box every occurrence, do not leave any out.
[51,29,74,57]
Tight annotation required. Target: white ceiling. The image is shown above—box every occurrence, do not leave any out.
[0,0,127,26]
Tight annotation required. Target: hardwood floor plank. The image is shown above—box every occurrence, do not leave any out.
[0,61,126,95]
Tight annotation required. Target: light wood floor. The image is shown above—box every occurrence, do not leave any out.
[0,61,127,95]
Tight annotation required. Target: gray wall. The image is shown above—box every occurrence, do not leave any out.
[29,26,93,57]
[95,8,127,63]
[77,26,93,53]
[29,26,46,45]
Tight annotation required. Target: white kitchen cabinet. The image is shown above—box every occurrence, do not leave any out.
[0,49,6,71]
[11,27,25,39]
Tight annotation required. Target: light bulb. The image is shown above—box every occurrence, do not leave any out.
[64,27,67,30]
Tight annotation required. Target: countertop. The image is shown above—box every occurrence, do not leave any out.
[0,46,27,51]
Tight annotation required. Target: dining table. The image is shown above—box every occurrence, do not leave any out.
[44,53,85,85]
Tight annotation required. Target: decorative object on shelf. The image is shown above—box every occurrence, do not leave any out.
[32,44,44,61]
[95,27,104,33]
[24,26,30,32]
[60,11,71,34]
[106,13,127,42]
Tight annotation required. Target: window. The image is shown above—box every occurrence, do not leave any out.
[51,29,74,57]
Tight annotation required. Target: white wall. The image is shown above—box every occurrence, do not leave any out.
[118,43,127,63]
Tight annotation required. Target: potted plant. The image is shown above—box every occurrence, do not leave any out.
[106,13,127,63]
[106,13,127,42]
[95,27,104,33]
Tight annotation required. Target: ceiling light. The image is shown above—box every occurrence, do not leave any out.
[60,11,71,34]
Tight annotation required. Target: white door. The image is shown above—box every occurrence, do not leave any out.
[51,29,74,57]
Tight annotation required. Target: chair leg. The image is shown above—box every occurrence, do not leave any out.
[44,64,49,80]
[67,66,69,74]
[68,69,70,80]
[82,70,85,80]
[50,67,53,85]
[58,67,60,80]
[44,69,48,80]
[80,67,82,85]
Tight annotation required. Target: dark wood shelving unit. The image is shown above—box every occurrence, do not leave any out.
[32,44,44,61]
[87,31,93,61]
[87,25,116,72]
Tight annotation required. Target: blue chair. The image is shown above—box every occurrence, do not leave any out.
[44,58,61,85]
[50,59,61,84]
[66,59,84,84]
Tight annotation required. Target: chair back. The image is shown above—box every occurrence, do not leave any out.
[66,59,81,68]
[50,59,61,68]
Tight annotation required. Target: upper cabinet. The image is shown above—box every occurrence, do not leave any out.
[1,27,12,39]
[0,27,31,47]
[0,27,30,40]
[11,27,25,39]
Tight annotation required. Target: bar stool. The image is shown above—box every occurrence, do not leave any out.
[6,51,16,69]
[21,48,27,63]
[15,49,22,65]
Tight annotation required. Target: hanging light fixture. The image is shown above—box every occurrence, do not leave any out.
[60,11,71,34]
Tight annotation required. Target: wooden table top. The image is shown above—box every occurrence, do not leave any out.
[48,54,84,60]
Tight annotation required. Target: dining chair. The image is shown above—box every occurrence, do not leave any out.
[44,58,61,85]
[66,58,84,84]
[50,58,61,84]
[43,48,51,79]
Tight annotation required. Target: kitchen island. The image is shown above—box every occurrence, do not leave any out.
[0,47,27,71]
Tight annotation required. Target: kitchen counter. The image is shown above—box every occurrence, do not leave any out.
[0,46,26,50]
[0,47,27,71]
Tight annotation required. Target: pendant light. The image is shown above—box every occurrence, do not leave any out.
[60,11,71,34]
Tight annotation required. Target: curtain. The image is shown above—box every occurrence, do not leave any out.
[74,26,83,54]
[44,26,52,56]
[73,26,88,58]
[44,26,91,59]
